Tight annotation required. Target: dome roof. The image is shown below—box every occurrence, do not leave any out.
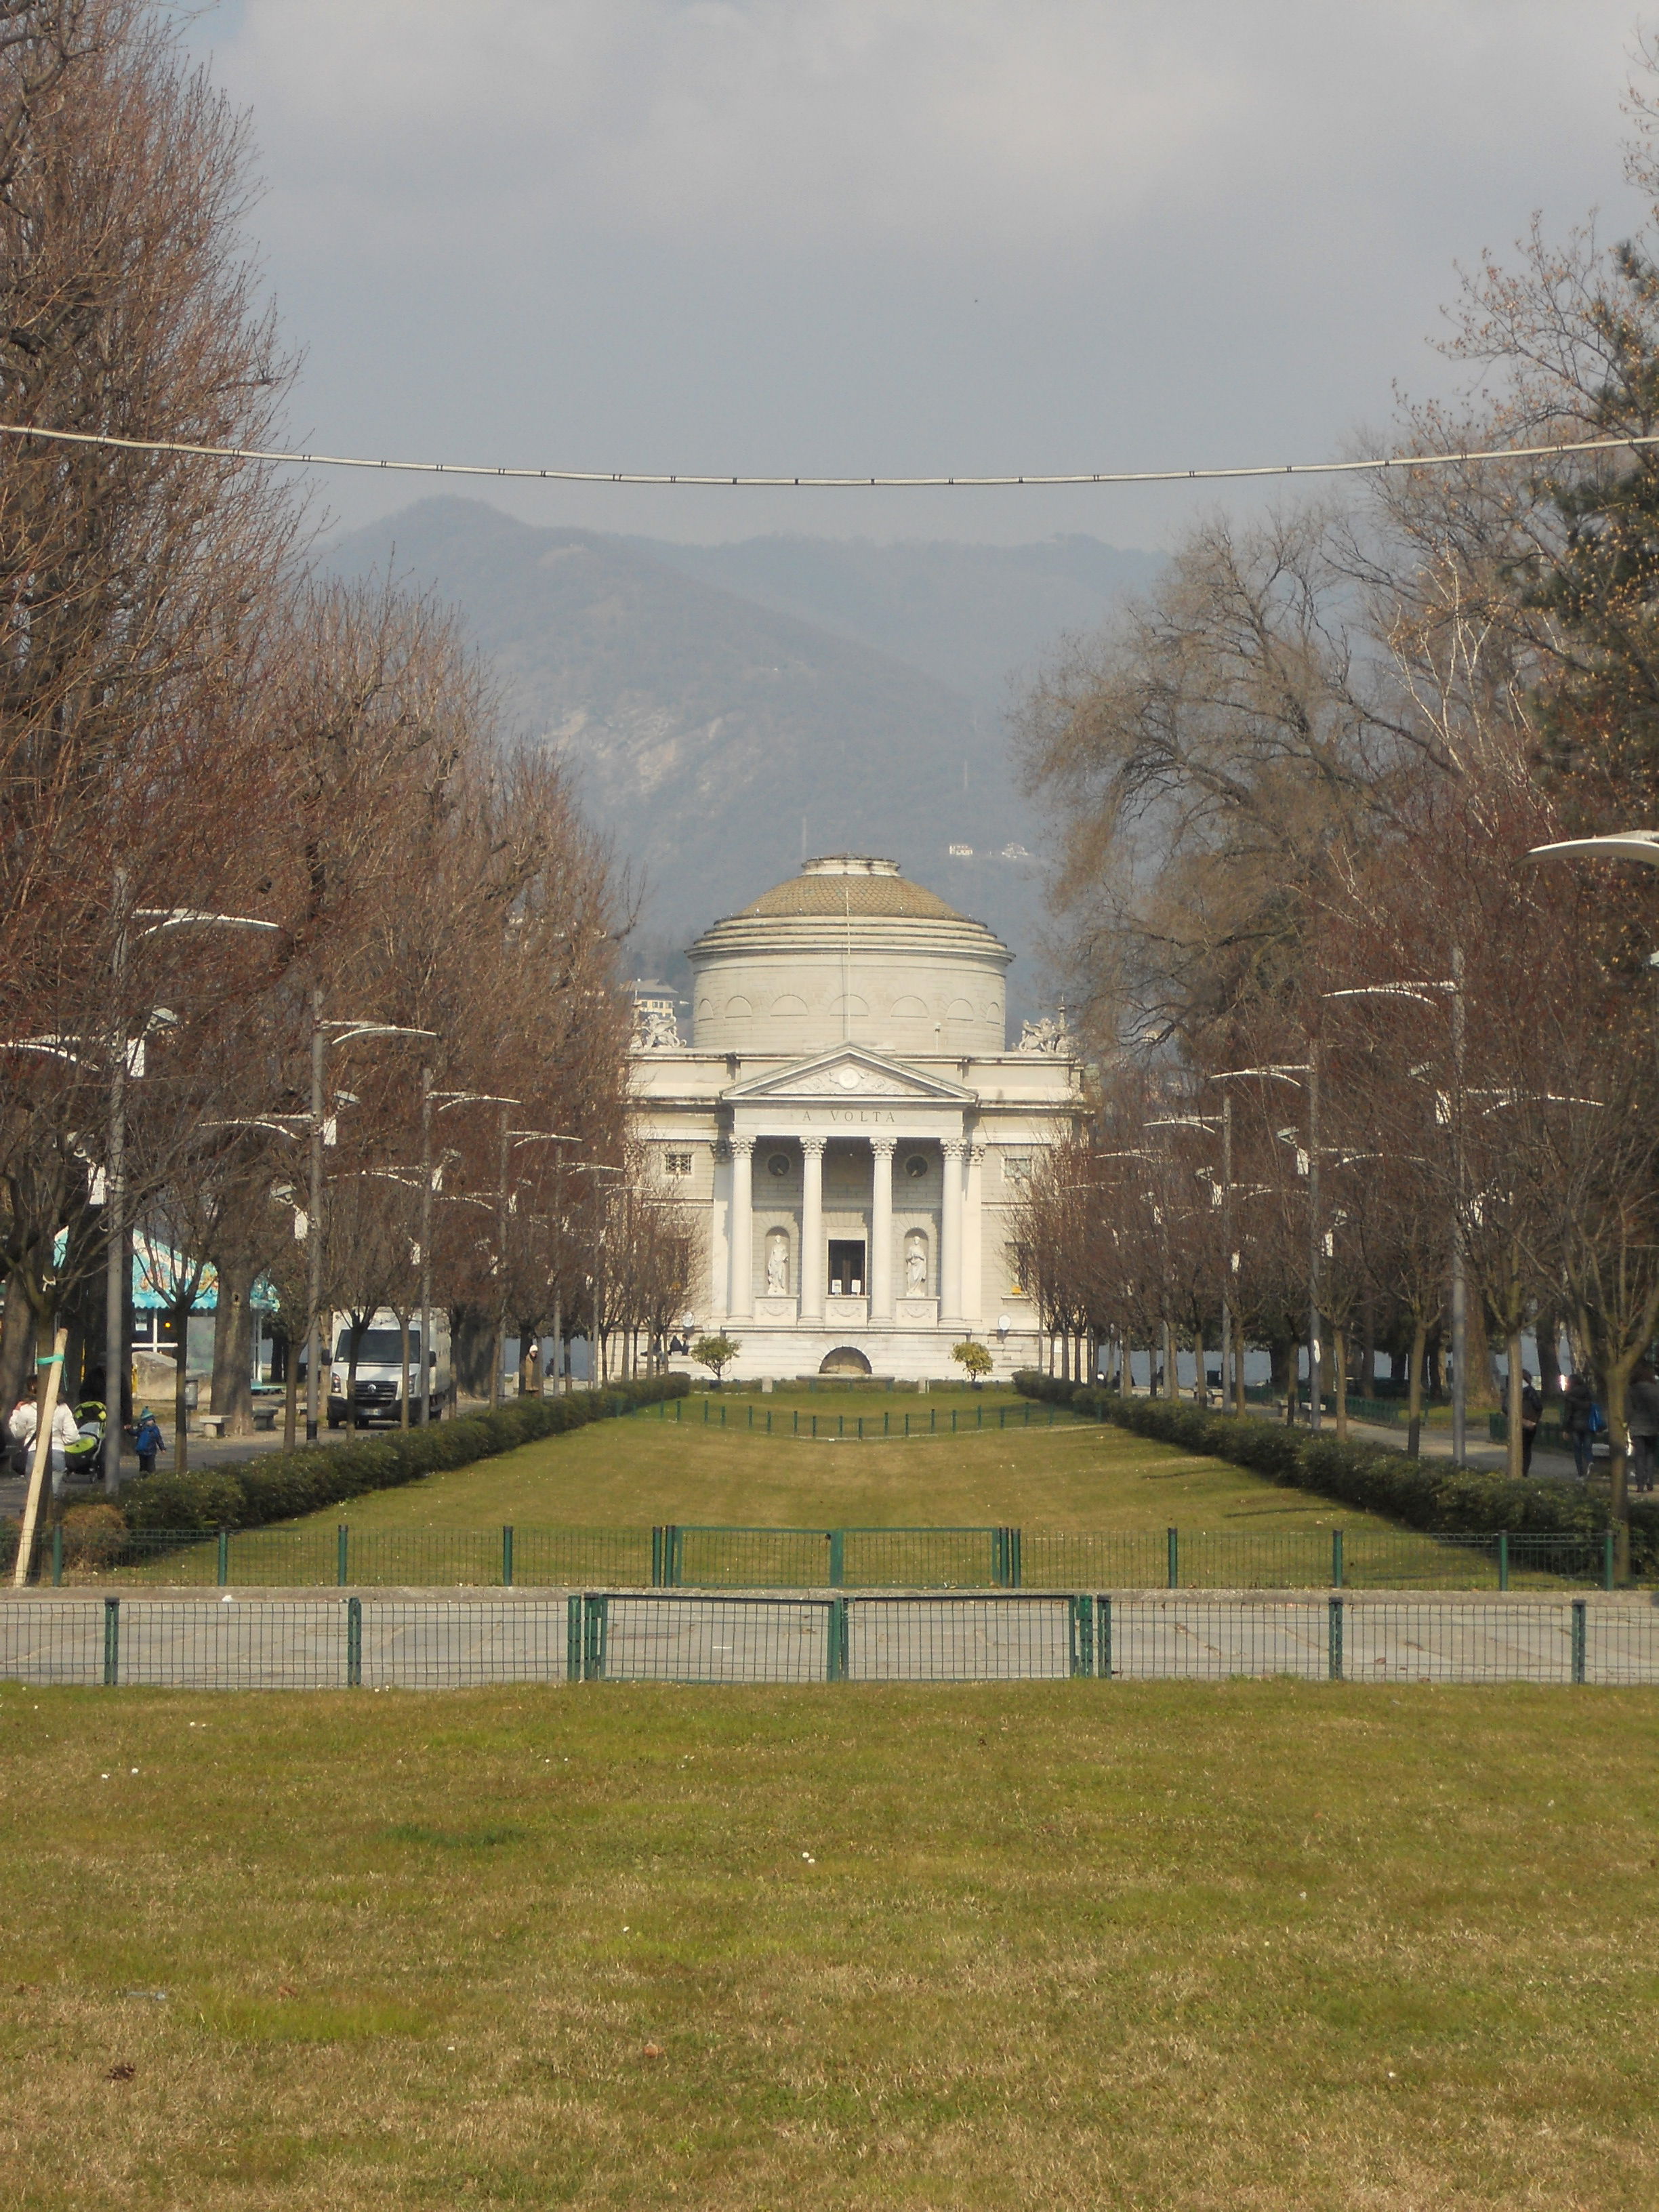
[739,855,963,924]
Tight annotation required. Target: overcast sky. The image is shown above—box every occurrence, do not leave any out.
[181,1,1656,550]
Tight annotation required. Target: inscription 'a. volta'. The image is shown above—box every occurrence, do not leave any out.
[798,1107,898,1124]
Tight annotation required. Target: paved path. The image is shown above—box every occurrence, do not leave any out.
[3,1589,1653,1690]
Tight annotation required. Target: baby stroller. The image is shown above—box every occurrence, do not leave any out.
[61,1398,106,1484]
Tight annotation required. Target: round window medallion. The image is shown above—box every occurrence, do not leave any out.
[836,1066,861,1090]
[767,1151,792,1178]
[905,1153,928,1179]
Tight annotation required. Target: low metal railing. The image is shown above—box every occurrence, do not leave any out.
[3,1591,1651,1689]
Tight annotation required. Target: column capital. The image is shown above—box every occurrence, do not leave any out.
[942,1136,968,1161]
[729,1132,755,1158]
[800,1134,827,1157]
[869,1134,897,1159]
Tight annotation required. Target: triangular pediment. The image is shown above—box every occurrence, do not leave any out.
[724,1046,975,1105]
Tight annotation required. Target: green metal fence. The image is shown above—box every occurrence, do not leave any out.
[632,1395,1080,1439]
[3,1592,1654,1688]
[60,1520,1616,1591]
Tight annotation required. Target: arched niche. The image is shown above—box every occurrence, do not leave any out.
[903,1227,930,1297]
[819,1345,872,1376]
[764,1226,791,1296]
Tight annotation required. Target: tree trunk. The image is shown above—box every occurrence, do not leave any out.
[1535,1306,1563,1416]
[1406,1317,1427,1458]
[172,1307,190,1475]
[209,1251,258,1437]
[398,1311,411,1431]
[0,1274,35,1416]
[450,1303,494,1399]
[1334,1324,1348,1441]
[1192,1325,1206,1405]
[1507,1328,1525,1481]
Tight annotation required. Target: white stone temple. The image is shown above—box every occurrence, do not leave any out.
[630,855,1082,1381]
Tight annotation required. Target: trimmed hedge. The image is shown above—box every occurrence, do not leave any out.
[1012,1371,1659,1574]
[119,1375,689,1536]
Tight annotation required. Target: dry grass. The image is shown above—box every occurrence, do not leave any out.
[2,1679,1655,2208]
[300,1390,1404,1536]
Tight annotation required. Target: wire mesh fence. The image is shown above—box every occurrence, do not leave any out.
[3,1592,1654,1689]
[629,1395,1086,1441]
[55,1521,1616,1592]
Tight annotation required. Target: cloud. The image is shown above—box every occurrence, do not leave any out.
[187,0,1657,544]
[220,1,1639,260]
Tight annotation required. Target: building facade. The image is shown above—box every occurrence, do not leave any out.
[630,855,1080,1381]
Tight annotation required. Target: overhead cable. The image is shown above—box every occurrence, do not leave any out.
[0,419,1656,489]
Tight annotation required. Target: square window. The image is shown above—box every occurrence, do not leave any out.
[1004,1155,1032,1185]
[663,1150,693,1179]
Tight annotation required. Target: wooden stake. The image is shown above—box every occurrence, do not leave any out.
[12,1327,70,1589]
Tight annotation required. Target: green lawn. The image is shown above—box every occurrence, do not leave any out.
[3,1681,1655,2208]
[293,1391,1404,1535]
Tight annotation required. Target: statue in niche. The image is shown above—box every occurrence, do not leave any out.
[766,1231,790,1296]
[905,1233,928,1295]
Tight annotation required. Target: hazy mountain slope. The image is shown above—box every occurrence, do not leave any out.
[630,533,1162,704]
[323,500,1159,1013]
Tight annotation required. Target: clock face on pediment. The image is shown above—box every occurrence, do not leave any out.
[724,1048,974,1105]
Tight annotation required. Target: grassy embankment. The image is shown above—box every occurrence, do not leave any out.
[283,1386,1405,1535]
[3,1680,1655,2209]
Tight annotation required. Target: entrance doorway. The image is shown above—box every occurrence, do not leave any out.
[827,1240,866,1298]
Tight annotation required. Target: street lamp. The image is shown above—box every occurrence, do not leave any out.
[103,889,280,1488]
[303,1008,438,1439]
[1210,1063,1321,1429]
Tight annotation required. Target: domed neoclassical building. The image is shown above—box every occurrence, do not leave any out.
[630,855,1082,1380]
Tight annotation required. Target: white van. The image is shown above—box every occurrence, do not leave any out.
[327,1308,453,1427]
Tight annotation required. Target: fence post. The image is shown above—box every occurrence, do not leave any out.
[828,1530,845,1587]
[51,1523,62,1587]
[217,1528,229,1588]
[346,1595,363,1687]
[102,1595,119,1687]
[1070,1593,1094,1677]
[1167,1527,1179,1590]
[1327,1596,1344,1682]
[336,1525,349,1586]
[1603,1530,1616,1592]
[904,1412,910,1439]
[651,1527,665,1587]
[1571,1597,1587,1685]
[583,1594,608,1681]
[566,1594,583,1682]
[502,1525,514,1588]
[826,1595,848,1682]
[1008,1528,1022,1589]
[1097,1595,1112,1679]
[1497,1533,1509,1593]
[1331,1530,1344,1590]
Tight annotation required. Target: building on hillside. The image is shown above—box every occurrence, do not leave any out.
[629,855,1082,1382]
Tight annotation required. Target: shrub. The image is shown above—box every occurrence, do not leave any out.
[56,1502,129,1570]
[119,1374,688,1535]
[1012,1371,1659,1573]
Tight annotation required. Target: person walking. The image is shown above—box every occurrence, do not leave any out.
[1562,1371,1596,1481]
[1519,1372,1544,1477]
[1625,1364,1659,1494]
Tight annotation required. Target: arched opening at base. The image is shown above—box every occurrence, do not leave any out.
[819,1345,872,1376]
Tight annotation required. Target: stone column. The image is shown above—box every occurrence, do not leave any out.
[941,1135,966,1327]
[869,1137,895,1321]
[800,1136,825,1324]
[728,1135,754,1319]
[962,1142,983,1324]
